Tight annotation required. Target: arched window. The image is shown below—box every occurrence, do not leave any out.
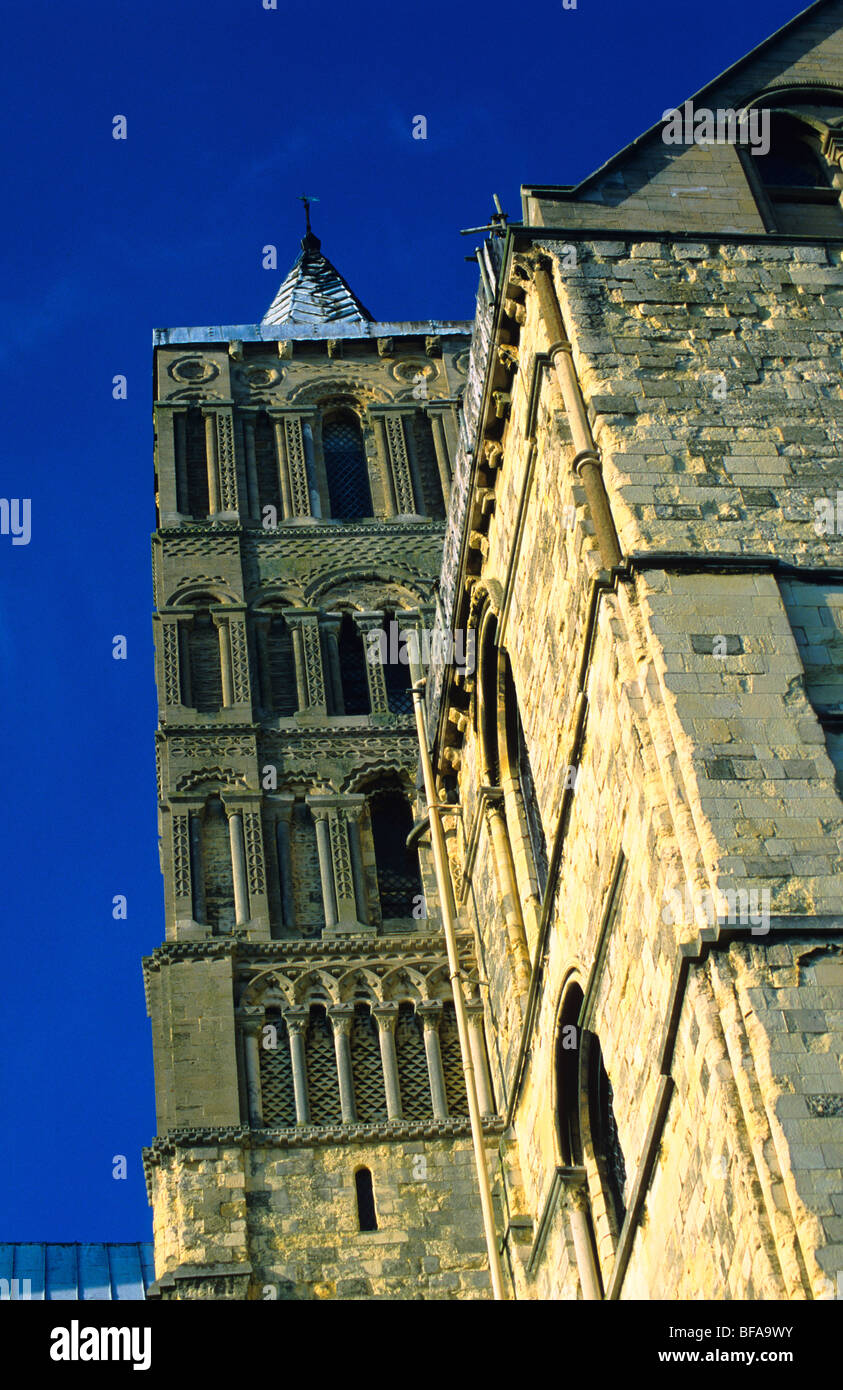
[369,784,422,921]
[355,1167,377,1232]
[258,1011,295,1126]
[304,1005,342,1125]
[350,1005,388,1122]
[751,112,843,234]
[588,1034,627,1233]
[186,609,223,712]
[184,408,209,519]
[288,802,321,936]
[322,411,372,520]
[382,611,413,715]
[202,796,235,933]
[254,411,281,516]
[555,983,585,1167]
[338,613,369,714]
[264,613,297,716]
[503,652,549,896]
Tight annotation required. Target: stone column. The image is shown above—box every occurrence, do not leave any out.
[226,808,250,926]
[353,611,389,714]
[214,613,234,707]
[484,790,531,1001]
[568,1184,602,1301]
[270,413,294,519]
[320,614,344,715]
[203,410,221,515]
[369,411,397,517]
[241,411,260,520]
[285,1007,311,1125]
[240,1010,264,1128]
[419,1002,448,1119]
[287,610,327,716]
[426,405,453,507]
[344,797,369,925]
[213,607,251,710]
[466,1003,494,1116]
[309,796,367,933]
[310,805,338,930]
[374,1004,402,1120]
[269,795,295,932]
[329,1005,357,1123]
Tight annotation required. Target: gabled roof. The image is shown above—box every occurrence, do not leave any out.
[262,231,374,327]
[523,0,839,204]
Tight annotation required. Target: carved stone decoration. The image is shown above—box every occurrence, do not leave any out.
[228,616,250,704]
[215,411,238,513]
[384,413,416,514]
[284,416,313,518]
[162,620,181,706]
[299,618,327,710]
[329,811,355,905]
[167,735,255,759]
[175,767,250,794]
[243,810,266,897]
[172,814,191,901]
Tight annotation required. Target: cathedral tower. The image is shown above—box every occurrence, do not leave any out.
[143,224,498,1299]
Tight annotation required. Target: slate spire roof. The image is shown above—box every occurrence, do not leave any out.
[262,227,374,327]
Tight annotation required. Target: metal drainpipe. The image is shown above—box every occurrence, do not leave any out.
[531,260,622,571]
[411,681,507,1301]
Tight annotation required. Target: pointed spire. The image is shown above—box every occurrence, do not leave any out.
[262,198,374,327]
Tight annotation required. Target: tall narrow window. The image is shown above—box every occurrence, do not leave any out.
[409,414,445,519]
[752,113,843,235]
[338,613,369,714]
[266,614,297,716]
[188,611,223,712]
[355,1168,377,1232]
[254,411,281,516]
[382,611,413,715]
[556,984,585,1166]
[504,654,549,896]
[370,785,421,920]
[184,409,210,519]
[202,796,235,934]
[479,613,500,783]
[322,411,372,519]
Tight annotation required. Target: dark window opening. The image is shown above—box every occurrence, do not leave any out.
[370,786,422,920]
[266,614,297,716]
[323,412,372,520]
[479,617,500,783]
[255,412,281,516]
[338,613,369,714]
[185,409,210,519]
[751,113,843,235]
[188,611,223,712]
[383,612,414,715]
[555,984,585,1166]
[355,1167,377,1232]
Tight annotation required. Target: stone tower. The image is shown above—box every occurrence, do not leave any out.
[143,225,499,1300]
[425,0,843,1300]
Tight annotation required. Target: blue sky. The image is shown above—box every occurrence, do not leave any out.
[0,0,811,1240]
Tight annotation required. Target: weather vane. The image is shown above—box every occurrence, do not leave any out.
[299,193,320,236]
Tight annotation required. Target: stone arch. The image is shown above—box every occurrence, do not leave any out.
[167,581,237,608]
